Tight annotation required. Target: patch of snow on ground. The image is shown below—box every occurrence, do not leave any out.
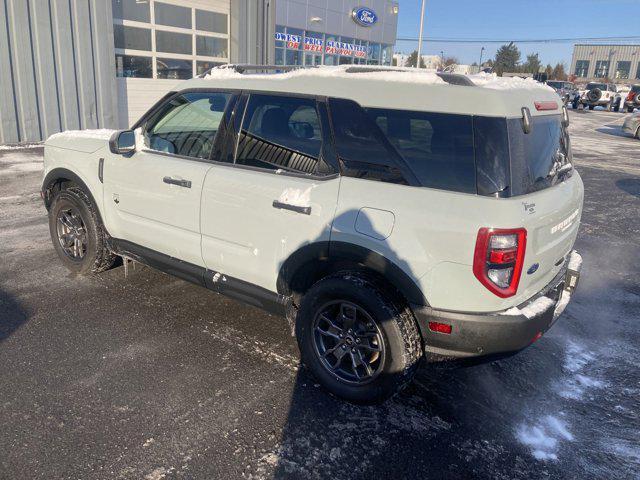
[47,129,116,141]
[556,341,605,400]
[0,143,42,151]
[516,415,573,461]
[468,72,555,92]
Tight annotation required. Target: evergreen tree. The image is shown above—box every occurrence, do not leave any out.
[406,50,426,68]
[494,42,521,75]
[523,53,542,74]
[552,63,567,80]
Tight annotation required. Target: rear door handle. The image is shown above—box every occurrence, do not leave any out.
[272,200,311,215]
[163,176,192,188]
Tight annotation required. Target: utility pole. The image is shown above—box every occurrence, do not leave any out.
[479,46,485,72]
[416,0,426,68]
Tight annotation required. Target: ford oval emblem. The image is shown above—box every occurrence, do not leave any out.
[527,263,540,275]
[352,7,378,27]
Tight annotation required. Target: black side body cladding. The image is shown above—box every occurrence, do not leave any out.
[110,239,288,316]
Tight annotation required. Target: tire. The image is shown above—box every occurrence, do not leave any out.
[296,273,423,404]
[629,107,635,114]
[572,98,579,109]
[48,186,117,275]
[589,105,595,110]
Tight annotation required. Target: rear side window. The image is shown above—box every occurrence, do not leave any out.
[143,92,232,159]
[367,108,476,193]
[235,94,322,174]
[328,98,410,185]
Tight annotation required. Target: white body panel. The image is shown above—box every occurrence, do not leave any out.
[333,174,583,313]
[200,165,339,290]
[102,150,212,267]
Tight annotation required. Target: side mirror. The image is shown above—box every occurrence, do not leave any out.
[109,130,136,155]
[562,105,570,127]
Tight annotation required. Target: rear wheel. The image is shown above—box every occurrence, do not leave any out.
[48,186,116,275]
[296,273,423,404]
[589,105,595,110]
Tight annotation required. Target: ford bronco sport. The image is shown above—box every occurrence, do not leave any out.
[42,65,583,403]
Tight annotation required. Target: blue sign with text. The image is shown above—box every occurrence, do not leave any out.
[351,7,378,27]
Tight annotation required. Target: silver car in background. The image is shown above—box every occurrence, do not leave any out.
[622,112,640,139]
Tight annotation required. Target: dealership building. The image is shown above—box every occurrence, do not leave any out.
[571,44,640,82]
[0,0,398,144]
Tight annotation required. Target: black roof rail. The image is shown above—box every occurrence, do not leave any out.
[198,64,315,78]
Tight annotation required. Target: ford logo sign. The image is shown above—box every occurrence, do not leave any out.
[352,7,378,27]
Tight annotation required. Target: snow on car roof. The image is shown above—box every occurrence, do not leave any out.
[179,65,561,118]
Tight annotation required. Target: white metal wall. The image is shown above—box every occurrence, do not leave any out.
[570,44,640,82]
[0,0,118,143]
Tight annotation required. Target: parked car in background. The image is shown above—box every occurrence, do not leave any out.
[622,112,640,139]
[577,82,621,111]
[547,81,579,106]
[624,85,640,113]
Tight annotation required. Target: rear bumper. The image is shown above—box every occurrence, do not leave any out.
[412,251,582,361]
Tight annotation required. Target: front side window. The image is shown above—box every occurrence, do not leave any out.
[142,92,232,159]
[235,95,322,174]
[575,60,589,77]
[367,109,476,193]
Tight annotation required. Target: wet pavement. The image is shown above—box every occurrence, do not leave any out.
[1,110,639,479]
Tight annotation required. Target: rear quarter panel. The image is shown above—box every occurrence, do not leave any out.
[333,173,584,313]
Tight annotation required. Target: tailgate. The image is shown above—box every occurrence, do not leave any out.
[515,173,584,304]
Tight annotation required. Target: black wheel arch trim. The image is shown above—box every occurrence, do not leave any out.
[42,168,103,222]
[277,241,429,307]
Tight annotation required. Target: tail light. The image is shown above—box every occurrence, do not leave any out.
[627,92,636,102]
[473,228,527,298]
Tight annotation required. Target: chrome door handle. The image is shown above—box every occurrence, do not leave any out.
[163,176,192,188]
[272,200,311,215]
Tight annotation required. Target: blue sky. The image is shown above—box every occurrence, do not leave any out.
[395,0,640,66]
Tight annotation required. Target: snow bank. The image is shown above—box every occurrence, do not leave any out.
[47,129,116,142]
[0,143,42,151]
[205,65,446,85]
[516,415,573,462]
[468,72,555,92]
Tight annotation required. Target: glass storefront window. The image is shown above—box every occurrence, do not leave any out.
[595,60,610,78]
[615,61,631,79]
[112,0,150,22]
[196,10,227,34]
[275,48,285,65]
[196,36,228,58]
[154,2,191,29]
[114,25,151,51]
[156,30,192,55]
[574,60,589,77]
[156,58,193,79]
[368,43,381,65]
[286,49,303,66]
[115,54,152,78]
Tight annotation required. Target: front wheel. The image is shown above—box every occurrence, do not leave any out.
[48,186,116,275]
[296,273,423,404]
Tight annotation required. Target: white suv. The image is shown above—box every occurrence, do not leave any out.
[42,66,583,403]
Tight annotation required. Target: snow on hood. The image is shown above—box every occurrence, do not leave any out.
[468,72,555,92]
[47,129,116,141]
[204,65,447,85]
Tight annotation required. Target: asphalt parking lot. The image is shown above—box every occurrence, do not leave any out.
[1,109,639,480]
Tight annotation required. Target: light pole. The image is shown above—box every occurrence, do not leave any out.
[416,0,426,68]
[479,47,485,72]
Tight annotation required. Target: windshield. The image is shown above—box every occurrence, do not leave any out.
[586,83,607,90]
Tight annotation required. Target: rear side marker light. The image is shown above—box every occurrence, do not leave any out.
[428,322,452,335]
[473,228,527,298]
[534,101,559,111]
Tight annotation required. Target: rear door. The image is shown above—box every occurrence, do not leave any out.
[103,91,234,267]
[200,93,341,291]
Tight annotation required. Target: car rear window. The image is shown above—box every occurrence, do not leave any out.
[587,83,607,90]
[367,108,476,194]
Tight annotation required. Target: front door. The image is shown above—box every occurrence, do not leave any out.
[200,93,340,291]
[103,91,234,267]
